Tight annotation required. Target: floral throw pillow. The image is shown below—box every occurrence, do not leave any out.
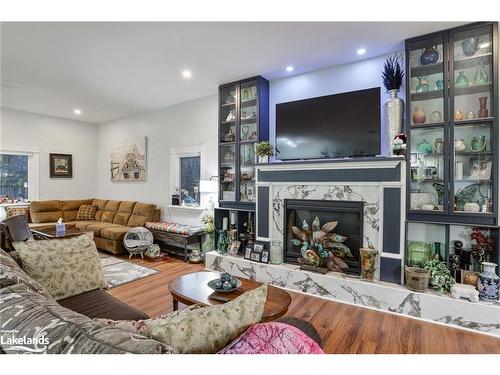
[76,205,98,221]
[13,232,108,300]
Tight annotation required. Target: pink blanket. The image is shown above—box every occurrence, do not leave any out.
[219,322,324,354]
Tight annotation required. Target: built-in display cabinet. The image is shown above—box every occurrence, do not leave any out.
[405,22,499,277]
[218,76,269,210]
[406,22,498,226]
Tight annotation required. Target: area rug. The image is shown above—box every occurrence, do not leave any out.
[99,253,159,288]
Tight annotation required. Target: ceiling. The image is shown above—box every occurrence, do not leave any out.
[1,22,465,124]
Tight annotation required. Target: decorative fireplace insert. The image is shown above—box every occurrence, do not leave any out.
[283,199,364,275]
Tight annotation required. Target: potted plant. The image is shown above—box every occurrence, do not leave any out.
[201,211,215,253]
[424,256,455,293]
[382,54,405,156]
[255,141,275,163]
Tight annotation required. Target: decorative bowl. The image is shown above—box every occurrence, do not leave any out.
[208,276,242,293]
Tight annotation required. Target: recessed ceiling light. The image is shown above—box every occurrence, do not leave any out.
[73,109,82,115]
[285,65,294,72]
[357,48,367,55]
[479,42,490,49]
[181,70,192,79]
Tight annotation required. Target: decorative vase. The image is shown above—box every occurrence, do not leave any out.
[455,71,469,88]
[258,155,269,164]
[462,36,479,57]
[473,64,488,85]
[412,106,426,124]
[384,89,404,156]
[430,110,442,123]
[415,77,429,93]
[360,248,378,281]
[454,109,464,121]
[454,139,466,152]
[478,97,489,118]
[465,110,475,120]
[433,138,444,153]
[478,262,499,302]
[217,230,229,254]
[470,136,486,152]
[419,46,440,66]
[189,249,203,264]
[407,241,432,268]
[201,233,215,253]
[416,139,432,154]
[435,79,444,91]
[269,240,283,265]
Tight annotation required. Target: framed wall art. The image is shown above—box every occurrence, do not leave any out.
[49,153,73,178]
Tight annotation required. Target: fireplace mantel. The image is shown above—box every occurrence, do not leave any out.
[255,157,406,284]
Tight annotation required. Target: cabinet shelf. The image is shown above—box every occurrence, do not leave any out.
[454,83,492,96]
[410,63,443,78]
[454,53,492,70]
[454,117,494,126]
[410,90,443,101]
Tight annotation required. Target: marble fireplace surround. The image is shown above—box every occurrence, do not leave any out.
[205,251,500,337]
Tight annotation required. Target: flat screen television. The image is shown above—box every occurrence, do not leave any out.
[276,87,381,160]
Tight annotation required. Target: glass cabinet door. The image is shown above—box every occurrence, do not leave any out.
[239,80,258,203]
[219,84,237,202]
[408,33,446,213]
[451,24,495,215]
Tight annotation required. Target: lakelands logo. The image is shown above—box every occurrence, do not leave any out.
[1,330,50,353]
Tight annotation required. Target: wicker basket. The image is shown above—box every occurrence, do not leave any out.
[405,266,430,292]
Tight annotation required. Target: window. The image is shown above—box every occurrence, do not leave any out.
[0,154,29,200]
[180,156,201,205]
[0,145,39,202]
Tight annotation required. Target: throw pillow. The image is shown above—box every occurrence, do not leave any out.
[5,206,30,221]
[13,232,108,300]
[76,204,98,221]
[0,283,174,354]
[148,284,267,353]
[0,248,53,299]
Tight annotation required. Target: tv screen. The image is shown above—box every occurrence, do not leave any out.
[276,87,381,160]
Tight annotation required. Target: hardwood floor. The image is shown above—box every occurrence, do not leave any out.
[107,255,500,354]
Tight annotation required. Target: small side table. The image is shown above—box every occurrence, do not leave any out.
[149,228,202,262]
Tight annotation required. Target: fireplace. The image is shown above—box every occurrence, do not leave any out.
[283,199,364,276]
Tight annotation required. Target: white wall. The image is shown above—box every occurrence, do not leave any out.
[0,108,99,199]
[97,95,217,225]
[270,52,406,156]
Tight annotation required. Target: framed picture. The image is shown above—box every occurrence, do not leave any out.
[253,243,264,253]
[468,160,492,180]
[244,246,253,260]
[228,241,241,256]
[260,249,270,264]
[250,252,261,261]
[461,270,480,289]
[49,153,73,178]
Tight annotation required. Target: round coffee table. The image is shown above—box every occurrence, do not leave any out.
[168,271,292,322]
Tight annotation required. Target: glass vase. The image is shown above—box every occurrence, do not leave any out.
[270,240,283,265]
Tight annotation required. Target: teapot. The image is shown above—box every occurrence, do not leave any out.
[470,136,486,152]
[433,137,444,153]
[454,139,466,152]
[416,139,432,154]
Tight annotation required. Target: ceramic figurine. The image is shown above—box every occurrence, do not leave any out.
[463,202,481,212]
[454,109,465,121]
[433,138,444,153]
[226,110,236,122]
[416,76,429,92]
[419,46,440,66]
[478,97,489,118]
[430,110,442,123]
[451,283,479,302]
[412,106,426,124]
[223,129,235,142]
[470,136,486,152]
[462,36,479,57]
[478,262,499,303]
[465,110,475,120]
[455,71,469,88]
[454,139,466,152]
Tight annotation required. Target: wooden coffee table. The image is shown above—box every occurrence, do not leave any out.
[168,271,292,322]
[31,225,87,240]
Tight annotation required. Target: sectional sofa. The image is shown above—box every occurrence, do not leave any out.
[29,199,161,254]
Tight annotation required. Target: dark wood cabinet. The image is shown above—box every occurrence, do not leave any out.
[218,76,269,210]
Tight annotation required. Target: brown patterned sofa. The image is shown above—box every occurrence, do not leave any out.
[28,199,161,255]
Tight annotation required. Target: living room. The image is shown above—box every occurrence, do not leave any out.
[1,0,499,371]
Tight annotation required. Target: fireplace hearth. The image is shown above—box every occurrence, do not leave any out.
[284,199,364,275]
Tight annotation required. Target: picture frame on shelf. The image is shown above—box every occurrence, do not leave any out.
[228,240,241,256]
[461,270,480,289]
[250,252,261,262]
[244,246,253,260]
[260,249,270,264]
[253,243,264,253]
[49,153,73,178]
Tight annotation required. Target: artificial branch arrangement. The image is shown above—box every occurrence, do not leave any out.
[382,55,404,92]
[291,217,353,273]
[201,211,215,235]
